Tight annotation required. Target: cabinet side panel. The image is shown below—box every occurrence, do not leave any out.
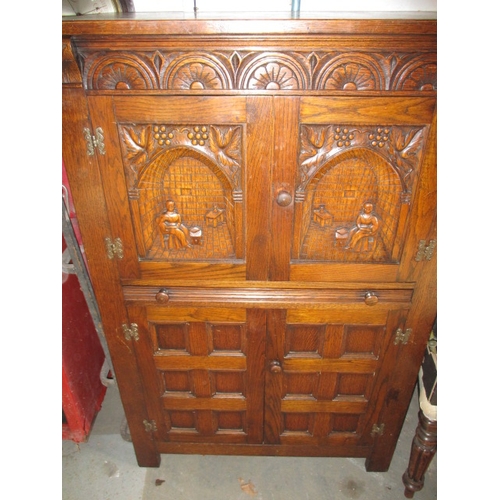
[62,88,160,467]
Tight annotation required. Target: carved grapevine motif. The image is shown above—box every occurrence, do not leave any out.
[118,124,243,192]
[298,124,426,193]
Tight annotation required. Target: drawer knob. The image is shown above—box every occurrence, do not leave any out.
[276,191,292,207]
[155,288,170,304]
[270,360,282,374]
[364,291,379,306]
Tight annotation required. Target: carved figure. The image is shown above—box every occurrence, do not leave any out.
[156,200,191,249]
[344,202,379,250]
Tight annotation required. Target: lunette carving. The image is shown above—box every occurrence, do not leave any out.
[77,47,436,92]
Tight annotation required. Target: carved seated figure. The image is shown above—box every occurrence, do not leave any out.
[156,200,191,250]
[344,202,379,251]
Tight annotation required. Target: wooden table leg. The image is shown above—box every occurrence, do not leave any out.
[402,410,437,498]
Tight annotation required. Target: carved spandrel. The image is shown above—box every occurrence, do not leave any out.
[298,124,426,195]
[77,47,436,92]
[119,124,242,193]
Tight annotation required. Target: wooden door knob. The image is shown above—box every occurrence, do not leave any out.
[364,291,379,306]
[155,288,170,303]
[270,360,282,373]
[276,191,292,207]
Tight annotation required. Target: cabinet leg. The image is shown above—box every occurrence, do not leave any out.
[402,410,437,498]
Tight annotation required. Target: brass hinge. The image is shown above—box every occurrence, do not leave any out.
[143,420,157,433]
[415,239,436,261]
[371,423,385,437]
[105,237,124,260]
[83,127,106,156]
[394,328,412,345]
[122,323,139,341]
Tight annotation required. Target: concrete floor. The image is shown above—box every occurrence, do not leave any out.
[62,385,436,500]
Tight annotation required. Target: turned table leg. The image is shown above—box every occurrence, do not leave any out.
[402,410,437,498]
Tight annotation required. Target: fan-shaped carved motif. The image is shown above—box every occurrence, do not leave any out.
[76,46,436,93]
[238,54,308,90]
[164,55,233,90]
[88,54,157,90]
[315,54,385,91]
[391,54,437,91]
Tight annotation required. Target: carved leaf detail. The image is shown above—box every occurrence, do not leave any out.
[300,125,336,169]
[398,128,424,158]
[209,126,241,168]
[121,125,155,169]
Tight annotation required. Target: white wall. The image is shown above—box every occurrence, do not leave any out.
[132,0,437,12]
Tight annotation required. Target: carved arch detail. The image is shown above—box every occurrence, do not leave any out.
[86,53,158,90]
[297,124,426,196]
[76,45,436,92]
[391,54,437,91]
[294,148,406,263]
[163,54,233,90]
[238,53,309,90]
[118,123,243,193]
[314,53,385,91]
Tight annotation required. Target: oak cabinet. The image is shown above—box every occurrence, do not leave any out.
[62,14,436,471]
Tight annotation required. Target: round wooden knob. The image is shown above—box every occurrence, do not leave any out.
[364,291,379,306]
[276,191,292,207]
[270,361,282,374]
[155,288,170,304]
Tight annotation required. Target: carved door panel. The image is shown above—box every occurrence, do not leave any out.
[87,95,273,282]
[272,96,437,283]
[264,305,408,448]
[126,304,266,445]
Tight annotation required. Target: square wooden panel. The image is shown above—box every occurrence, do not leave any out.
[341,325,384,358]
[285,324,325,357]
[329,414,360,434]
[212,371,246,396]
[163,371,192,394]
[169,410,197,431]
[209,323,246,354]
[154,323,189,352]
[283,413,312,435]
[335,373,373,399]
[216,411,246,432]
[283,372,319,399]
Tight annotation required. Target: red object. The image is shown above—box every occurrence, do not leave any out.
[62,161,107,442]
[62,234,107,442]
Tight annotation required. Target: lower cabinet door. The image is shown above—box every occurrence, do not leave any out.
[127,300,408,453]
[264,307,408,449]
[126,305,266,445]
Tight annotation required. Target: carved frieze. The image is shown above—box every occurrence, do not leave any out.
[76,48,436,92]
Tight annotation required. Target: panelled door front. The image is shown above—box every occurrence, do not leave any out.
[126,304,266,445]
[87,95,275,283]
[270,96,437,283]
[264,305,410,449]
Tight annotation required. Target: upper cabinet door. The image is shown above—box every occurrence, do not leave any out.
[271,96,437,284]
[87,95,275,284]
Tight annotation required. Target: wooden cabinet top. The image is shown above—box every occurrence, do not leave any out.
[62,13,436,37]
